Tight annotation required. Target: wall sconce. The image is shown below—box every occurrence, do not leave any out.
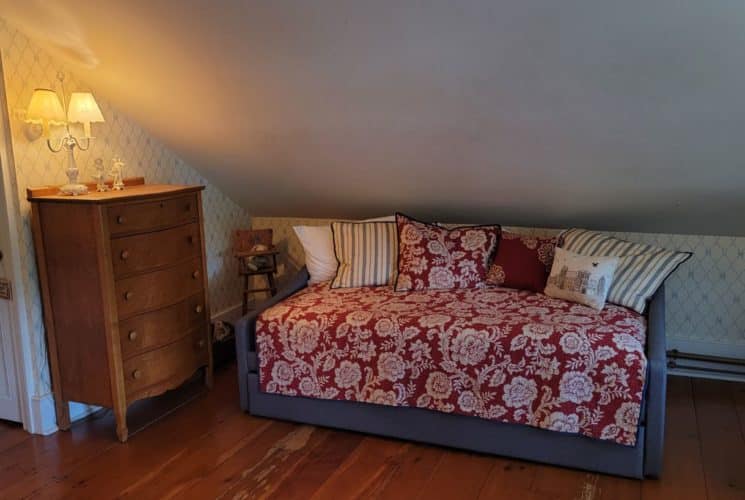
[24,78,104,195]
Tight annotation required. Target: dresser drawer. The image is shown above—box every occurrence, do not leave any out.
[115,258,204,318]
[110,223,201,277]
[119,294,206,359]
[107,194,198,236]
[122,331,208,398]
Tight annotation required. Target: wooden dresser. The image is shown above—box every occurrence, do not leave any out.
[29,178,212,442]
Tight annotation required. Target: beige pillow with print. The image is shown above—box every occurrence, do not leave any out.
[544,247,619,310]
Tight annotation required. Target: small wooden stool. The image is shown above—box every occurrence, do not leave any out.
[233,229,280,314]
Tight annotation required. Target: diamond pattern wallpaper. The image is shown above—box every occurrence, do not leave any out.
[252,217,745,359]
[0,20,251,396]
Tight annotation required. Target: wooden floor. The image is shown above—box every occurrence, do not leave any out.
[1,364,744,500]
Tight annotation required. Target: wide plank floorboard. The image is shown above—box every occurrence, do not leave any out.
[477,459,541,499]
[308,437,410,499]
[0,413,120,497]
[29,378,236,499]
[218,425,332,499]
[412,449,494,499]
[641,376,706,500]
[733,380,745,441]
[168,420,299,499]
[0,421,30,453]
[370,443,445,499]
[118,412,272,499]
[530,465,604,500]
[693,378,745,500]
[1,364,743,499]
[264,430,365,499]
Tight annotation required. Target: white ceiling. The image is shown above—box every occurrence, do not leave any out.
[3,0,745,235]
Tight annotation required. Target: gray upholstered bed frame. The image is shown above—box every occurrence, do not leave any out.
[234,268,667,479]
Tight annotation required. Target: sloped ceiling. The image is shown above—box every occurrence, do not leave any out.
[2,0,745,235]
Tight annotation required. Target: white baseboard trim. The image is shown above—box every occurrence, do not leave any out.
[27,394,100,435]
[28,394,57,435]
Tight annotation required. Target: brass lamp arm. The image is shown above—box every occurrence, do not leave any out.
[46,136,66,153]
[71,135,91,151]
[45,131,91,153]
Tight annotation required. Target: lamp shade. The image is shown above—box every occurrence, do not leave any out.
[25,89,66,127]
[67,92,104,138]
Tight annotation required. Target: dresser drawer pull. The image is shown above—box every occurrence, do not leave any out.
[128,330,138,341]
[185,202,192,212]
[159,201,165,208]
[187,235,195,245]
[120,250,130,260]
[116,215,126,225]
[132,369,142,380]
[192,270,200,279]
[124,291,135,301]
[196,339,205,349]
[195,305,203,314]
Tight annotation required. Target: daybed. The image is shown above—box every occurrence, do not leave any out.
[235,267,667,479]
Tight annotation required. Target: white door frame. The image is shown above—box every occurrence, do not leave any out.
[0,123,22,423]
[0,53,36,432]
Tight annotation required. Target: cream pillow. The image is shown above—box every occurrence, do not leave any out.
[294,216,396,284]
[544,247,619,310]
[293,225,337,284]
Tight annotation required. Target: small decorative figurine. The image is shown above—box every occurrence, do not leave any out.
[93,158,108,192]
[110,157,125,191]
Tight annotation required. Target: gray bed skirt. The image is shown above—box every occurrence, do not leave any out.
[235,268,667,479]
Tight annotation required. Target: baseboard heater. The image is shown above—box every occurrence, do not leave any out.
[667,349,745,378]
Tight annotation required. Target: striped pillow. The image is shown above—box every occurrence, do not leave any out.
[559,228,692,313]
[330,222,398,288]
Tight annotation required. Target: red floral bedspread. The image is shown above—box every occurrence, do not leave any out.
[256,283,647,446]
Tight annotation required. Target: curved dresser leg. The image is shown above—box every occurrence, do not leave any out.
[114,400,128,442]
[116,423,129,443]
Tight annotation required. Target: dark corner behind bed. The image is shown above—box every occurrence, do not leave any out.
[234,267,667,479]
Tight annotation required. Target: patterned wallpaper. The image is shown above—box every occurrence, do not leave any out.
[252,216,745,359]
[0,20,251,397]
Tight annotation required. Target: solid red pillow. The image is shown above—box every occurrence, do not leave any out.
[486,232,556,292]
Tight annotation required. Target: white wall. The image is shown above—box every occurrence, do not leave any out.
[3,1,743,236]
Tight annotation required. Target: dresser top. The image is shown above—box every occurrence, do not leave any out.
[27,177,204,204]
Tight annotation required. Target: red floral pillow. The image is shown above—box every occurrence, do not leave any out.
[486,232,556,292]
[395,214,500,291]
